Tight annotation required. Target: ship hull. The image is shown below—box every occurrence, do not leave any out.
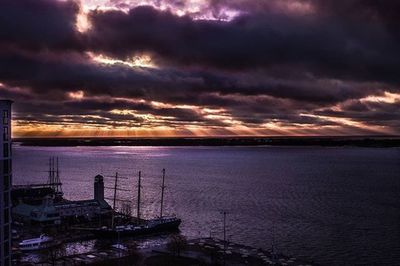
[90,219,181,238]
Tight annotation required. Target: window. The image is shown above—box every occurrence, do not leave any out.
[3,160,9,174]
[3,126,8,141]
[3,175,9,191]
[3,191,9,207]
[4,209,9,224]
[3,110,8,125]
[47,213,59,218]
[3,143,8,158]
[4,241,9,257]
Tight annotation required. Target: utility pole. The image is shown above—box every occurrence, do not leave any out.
[137,171,141,221]
[220,210,227,266]
[271,222,275,258]
[223,211,226,245]
[160,168,166,218]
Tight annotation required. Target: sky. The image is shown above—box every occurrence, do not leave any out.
[1,0,400,137]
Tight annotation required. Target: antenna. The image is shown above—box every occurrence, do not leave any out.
[55,157,62,193]
[160,168,166,218]
[51,157,54,189]
[48,157,56,191]
[48,157,52,185]
[47,157,63,195]
[56,157,59,192]
[52,157,55,189]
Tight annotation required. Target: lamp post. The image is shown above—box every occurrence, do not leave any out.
[220,210,227,266]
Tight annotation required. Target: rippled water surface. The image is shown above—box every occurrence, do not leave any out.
[13,144,400,265]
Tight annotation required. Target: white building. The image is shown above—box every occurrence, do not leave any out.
[0,100,12,266]
[12,174,111,225]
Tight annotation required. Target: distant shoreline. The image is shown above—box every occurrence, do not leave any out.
[13,136,400,147]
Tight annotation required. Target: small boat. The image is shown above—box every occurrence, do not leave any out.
[90,216,181,238]
[18,234,56,251]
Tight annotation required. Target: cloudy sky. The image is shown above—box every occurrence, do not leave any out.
[1,0,400,137]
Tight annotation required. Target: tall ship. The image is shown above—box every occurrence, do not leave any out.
[90,216,181,238]
[89,169,181,238]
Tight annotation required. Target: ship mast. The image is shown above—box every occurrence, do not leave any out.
[137,171,141,221]
[160,168,166,218]
[103,172,130,228]
[111,172,118,229]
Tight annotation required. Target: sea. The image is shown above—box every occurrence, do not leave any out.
[13,144,400,265]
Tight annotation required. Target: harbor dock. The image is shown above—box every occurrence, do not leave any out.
[18,237,316,265]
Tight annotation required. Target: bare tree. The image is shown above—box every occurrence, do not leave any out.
[167,234,187,257]
[47,244,66,266]
[120,202,132,218]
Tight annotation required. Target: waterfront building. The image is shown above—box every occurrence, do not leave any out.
[12,175,111,225]
[0,100,12,266]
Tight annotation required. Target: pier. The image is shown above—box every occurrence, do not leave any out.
[17,237,315,266]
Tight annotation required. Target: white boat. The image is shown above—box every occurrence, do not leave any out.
[18,234,55,251]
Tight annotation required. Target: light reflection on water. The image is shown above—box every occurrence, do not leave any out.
[21,240,96,263]
[20,235,172,263]
[13,144,400,265]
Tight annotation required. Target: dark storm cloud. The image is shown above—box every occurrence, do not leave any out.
[1,83,226,127]
[0,47,395,131]
[0,50,204,99]
[0,0,400,134]
[316,100,400,128]
[0,0,82,51]
[189,93,339,126]
[0,48,382,108]
[64,98,215,124]
[86,5,400,84]
[3,0,400,84]
[208,0,400,28]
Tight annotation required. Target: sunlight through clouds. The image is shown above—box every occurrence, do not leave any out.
[2,0,400,137]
